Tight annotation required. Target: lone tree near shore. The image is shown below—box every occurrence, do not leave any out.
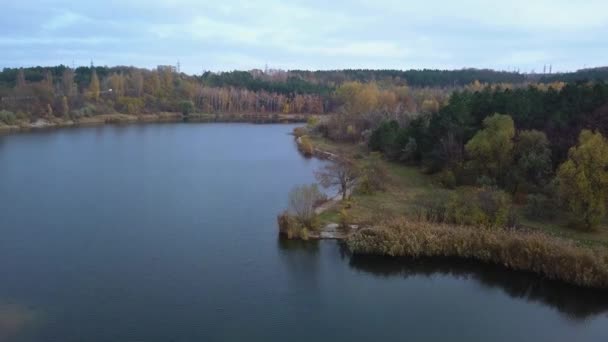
[315,159,359,200]
[288,184,325,227]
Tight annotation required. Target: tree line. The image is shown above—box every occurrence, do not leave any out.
[2,65,607,122]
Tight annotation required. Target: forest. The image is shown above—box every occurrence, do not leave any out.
[1,65,608,124]
[363,82,608,230]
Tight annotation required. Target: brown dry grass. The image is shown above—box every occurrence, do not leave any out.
[347,218,608,288]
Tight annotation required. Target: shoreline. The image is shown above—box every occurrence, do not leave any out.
[0,113,310,136]
[287,127,608,289]
[293,131,360,240]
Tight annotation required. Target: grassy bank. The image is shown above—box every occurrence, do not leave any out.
[347,218,608,289]
[309,135,608,247]
[301,133,608,287]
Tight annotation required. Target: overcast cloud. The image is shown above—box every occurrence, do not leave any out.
[1,0,607,73]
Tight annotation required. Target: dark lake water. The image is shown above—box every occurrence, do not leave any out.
[1,123,607,341]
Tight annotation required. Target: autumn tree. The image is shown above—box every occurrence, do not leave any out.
[510,130,552,192]
[159,69,174,97]
[130,70,144,97]
[46,104,53,117]
[62,68,75,96]
[315,158,359,200]
[14,68,27,97]
[465,113,515,185]
[43,70,54,96]
[557,130,608,230]
[108,73,125,98]
[144,72,161,97]
[179,100,194,115]
[16,68,26,89]
[335,81,379,116]
[358,152,389,194]
[61,96,70,117]
[88,69,100,102]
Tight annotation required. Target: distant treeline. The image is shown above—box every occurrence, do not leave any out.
[3,65,608,94]
[1,65,607,121]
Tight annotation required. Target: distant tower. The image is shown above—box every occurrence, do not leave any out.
[549,65,552,74]
[90,60,94,68]
[177,60,181,73]
[543,64,546,74]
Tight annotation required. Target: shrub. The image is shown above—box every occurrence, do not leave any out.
[346,218,608,288]
[117,97,145,114]
[72,103,97,117]
[438,169,456,189]
[339,208,351,230]
[476,188,511,228]
[412,190,451,222]
[287,184,325,229]
[179,100,195,115]
[357,152,388,195]
[446,191,488,226]
[277,211,311,240]
[525,194,558,220]
[307,116,319,128]
[298,136,314,157]
[413,188,514,228]
[0,110,17,125]
[293,126,308,138]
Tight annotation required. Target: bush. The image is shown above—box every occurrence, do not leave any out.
[0,110,17,125]
[357,152,388,195]
[298,136,314,157]
[347,218,608,288]
[117,97,145,114]
[72,103,97,117]
[179,100,195,115]
[287,184,325,228]
[293,126,308,138]
[438,170,456,189]
[339,208,351,230]
[476,188,511,228]
[525,194,558,220]
[277,212,311,240]
[413,188,515,228]
[412,190,452,222]
[307,116,319,128]
[446,191,488,226]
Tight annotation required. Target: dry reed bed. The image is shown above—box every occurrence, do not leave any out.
[346,218,608,289]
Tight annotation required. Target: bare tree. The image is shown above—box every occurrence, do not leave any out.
[315,159,359,200]
[288,184,325,227]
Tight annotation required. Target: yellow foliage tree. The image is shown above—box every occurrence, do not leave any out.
[61,96,69,117]
[557,130,608,230]
[465,113,515,184]
[88,69,100,102]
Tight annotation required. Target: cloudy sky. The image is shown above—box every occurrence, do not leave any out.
[1,0,607,73]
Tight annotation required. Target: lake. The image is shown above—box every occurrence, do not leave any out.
[0,123,607,341]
